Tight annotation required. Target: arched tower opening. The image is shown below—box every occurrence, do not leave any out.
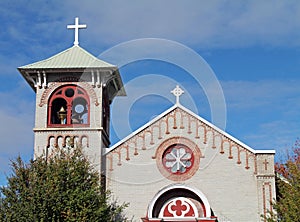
[48,84,90,127]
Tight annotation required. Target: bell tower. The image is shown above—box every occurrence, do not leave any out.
[18,17,125,175]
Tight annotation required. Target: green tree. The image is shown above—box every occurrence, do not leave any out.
[0,147,127,222]
[266,141,300,222]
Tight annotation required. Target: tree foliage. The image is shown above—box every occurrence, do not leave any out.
[0,147,127,222]
[266,141,300,222]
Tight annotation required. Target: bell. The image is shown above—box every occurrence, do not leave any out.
[57,106,67,124]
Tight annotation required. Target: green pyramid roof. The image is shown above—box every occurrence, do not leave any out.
[18,45,126,97]
[19,45,115,69]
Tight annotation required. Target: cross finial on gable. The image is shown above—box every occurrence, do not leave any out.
[171,85,184,104]
[67,17,87,46]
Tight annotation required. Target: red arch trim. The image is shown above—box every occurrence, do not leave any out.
[47,84,90,127]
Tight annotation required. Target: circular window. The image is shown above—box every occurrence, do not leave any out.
[65,88,75,97]
[162,144,194,174]
[156,137,201,181]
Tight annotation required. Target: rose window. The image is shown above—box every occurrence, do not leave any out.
[163,144,194,174]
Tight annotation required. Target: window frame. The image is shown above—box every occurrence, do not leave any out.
[47,85,90,128]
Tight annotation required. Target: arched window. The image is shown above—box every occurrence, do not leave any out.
[144,184,218,221]
[48,85,90,127]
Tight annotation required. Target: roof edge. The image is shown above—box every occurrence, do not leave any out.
[176,104,276,155]
[106,103,276,155]
[18,45,115,69]
[105,104,178,154]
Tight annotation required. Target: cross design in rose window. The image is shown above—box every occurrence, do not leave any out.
[164,146,192,173]
[171,85,184,104]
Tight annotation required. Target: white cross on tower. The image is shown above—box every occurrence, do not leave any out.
[171,85,184,104]
[67,17,87,46]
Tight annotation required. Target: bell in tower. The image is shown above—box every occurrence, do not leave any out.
[17,17,126,177]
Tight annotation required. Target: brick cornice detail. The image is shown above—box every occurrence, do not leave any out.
[107,108,258,173]
[256,175,275,179]
[46,134,89,148]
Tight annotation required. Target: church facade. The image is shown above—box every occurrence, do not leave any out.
[106,102,276,221]
[18,18,276,222]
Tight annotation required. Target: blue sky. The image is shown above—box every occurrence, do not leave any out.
[1,0,300,185]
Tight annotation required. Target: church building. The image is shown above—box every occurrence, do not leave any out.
[18,18,276,222]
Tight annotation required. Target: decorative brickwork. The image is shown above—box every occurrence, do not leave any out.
[262,181,273,221]
[46,133,89,148]
[107,107,258,174]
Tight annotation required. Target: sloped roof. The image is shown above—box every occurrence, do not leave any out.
[18,45,126,96]
[19,45,115,69]
[106,103,275,155]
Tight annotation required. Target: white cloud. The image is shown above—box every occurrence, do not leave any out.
[220,79,300,154]
[62,0,300,48]
[0,109,34,154]
[0,84,35,184]
[222,79,300,111]
[244,120,300,159]
[0,106,34,185]
[2,0,300,52]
